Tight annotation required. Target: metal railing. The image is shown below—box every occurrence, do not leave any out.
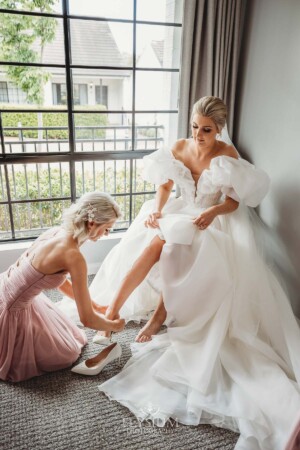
[3,124,164,153]
[0,124,164,240]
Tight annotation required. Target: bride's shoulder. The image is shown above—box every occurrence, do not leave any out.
[171,138,189,159]
[218,142,239,160]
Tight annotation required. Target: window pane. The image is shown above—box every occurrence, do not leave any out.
[0,82,9,102]
[13,199,71,239]
[69,0,133,20]
[0,15,64,65]
[7,163,71,201]
[137,0,184,23]
[0,66,67,110]
[74,113,132,152]
[0,204,12,240]
[72,69,132,110]
[132,193,155,221]
[70,20,133,67]
[134,113,178,150]
[75,159,156,228]
[135,71,179,110]
[75,159,130,197]
[95,85,108,107]
[2,112,70,154]
[0,1,62,13]
[0,166,7,201]
[136,25,181,69]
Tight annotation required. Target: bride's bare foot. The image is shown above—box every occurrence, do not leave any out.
[92,303,108,315]
[135,315,165,343]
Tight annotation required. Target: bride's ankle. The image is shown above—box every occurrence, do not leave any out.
[152,311,167,324]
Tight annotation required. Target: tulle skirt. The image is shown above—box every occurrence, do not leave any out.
[0,292,87,382]
[59,196,300,449]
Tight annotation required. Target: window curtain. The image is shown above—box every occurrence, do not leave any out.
[178,0,247,138]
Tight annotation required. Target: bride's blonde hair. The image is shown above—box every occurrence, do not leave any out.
[62,191,121,244]
[191,96,227,132]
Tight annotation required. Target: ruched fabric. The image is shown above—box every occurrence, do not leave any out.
[0,257,86,382]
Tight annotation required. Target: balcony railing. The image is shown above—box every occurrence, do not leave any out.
[3,124,164,153]
[0,124,164,241]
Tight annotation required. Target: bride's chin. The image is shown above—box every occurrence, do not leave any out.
[89,235,100,242]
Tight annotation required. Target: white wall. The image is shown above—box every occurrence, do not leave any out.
[234,0,300,312]
[0,234,122,275]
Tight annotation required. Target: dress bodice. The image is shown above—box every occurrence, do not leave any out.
[143,147,270,208]
[0,256,66,311]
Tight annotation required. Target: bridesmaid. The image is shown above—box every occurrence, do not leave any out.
[0,191,125,382]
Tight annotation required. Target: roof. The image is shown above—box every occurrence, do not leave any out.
[151,40,164,67]
[41,20,124,67]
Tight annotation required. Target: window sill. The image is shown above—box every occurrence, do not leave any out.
[0,231,124,275]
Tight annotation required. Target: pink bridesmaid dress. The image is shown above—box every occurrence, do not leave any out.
[0,252,87,382]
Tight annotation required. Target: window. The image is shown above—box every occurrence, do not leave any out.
[95,84,108,107]
[73,84,88,105]
[52,83,67,105]
[0,81,27,104]
[0,0,183,241]
[0,82,8,102]
[53,83,87,105]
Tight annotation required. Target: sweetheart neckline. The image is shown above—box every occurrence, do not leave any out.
[169,153,238,189]
[169,152,216,189]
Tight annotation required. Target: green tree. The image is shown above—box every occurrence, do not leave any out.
[0,0,57,105]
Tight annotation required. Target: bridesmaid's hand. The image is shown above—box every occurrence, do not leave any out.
[144,211,162,228]
[107,317,125,332]
[193,207,217,230]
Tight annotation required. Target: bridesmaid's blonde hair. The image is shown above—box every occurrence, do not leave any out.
[62,191,121,244]
[191,96,227,132]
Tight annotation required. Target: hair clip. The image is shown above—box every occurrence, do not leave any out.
[87,203,97,222]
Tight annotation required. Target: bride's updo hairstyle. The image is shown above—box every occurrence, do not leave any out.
[62,191,121,244]
[191,96,227,132]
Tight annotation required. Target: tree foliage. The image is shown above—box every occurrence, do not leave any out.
[0,0,57,104]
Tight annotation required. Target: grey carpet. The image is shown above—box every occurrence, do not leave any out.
[0,276,239,450]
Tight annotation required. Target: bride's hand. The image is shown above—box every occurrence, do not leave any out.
[193,207,217,230]
[144,211,162,228]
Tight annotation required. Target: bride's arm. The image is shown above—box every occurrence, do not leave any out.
[145,179,174,228]
[194,196,239,229]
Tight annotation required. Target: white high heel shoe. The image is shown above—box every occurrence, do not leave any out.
[71,342,122,376]
[92,332,112,345]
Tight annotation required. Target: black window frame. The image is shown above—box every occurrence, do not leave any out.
[0,0,182,242]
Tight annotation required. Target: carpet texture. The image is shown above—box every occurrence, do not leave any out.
[0,277,239,450]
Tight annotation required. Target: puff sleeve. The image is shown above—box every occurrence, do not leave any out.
[210,156,270,207]
[143,148,175,185]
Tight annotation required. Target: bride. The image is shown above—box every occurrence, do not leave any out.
[69,96,300,449]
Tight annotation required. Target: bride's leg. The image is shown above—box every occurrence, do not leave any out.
[98,236,165,338]
[135,294,167,343]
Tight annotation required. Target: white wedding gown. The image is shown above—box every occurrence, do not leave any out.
[60,147,300,449]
